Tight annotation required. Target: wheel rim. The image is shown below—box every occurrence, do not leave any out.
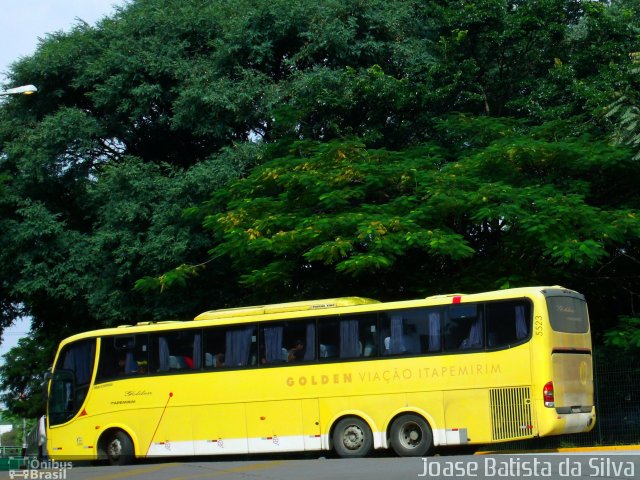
[342,424,365,450]
[398,421,422,449]
[108,438,122,459]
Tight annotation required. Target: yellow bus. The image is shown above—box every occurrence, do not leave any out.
[46,286,595,464]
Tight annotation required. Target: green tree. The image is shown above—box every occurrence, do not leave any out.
[0,334,53,418]
[177,122,639,325]
[0,415,36,447]
[1,0,640,417]
[607,52,640,159]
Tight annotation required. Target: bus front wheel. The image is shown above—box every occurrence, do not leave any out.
[333,417,373,458]
[389,414,433,457]
[105,430,134,466]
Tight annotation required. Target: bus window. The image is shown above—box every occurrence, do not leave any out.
[485,300,531,348]
[149,330,201,373]
[444,304,483,351]
[203,327,226,368]
[318,314,377,360]
[203,325,258,369]
[49,339,95,426]
[379,308,442,356]
[546,296,589,333]
[96,335,148,381]
[260,320,316,364]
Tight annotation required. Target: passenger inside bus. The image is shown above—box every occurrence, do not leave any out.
[288,339,305,362]
[117,352,138,375]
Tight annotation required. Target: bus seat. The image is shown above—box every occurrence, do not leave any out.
[383,336,391,355]
[403,334,420,354]
[169,355,178,369]
[175,356,188,369]
[205,352,214,367]
[183,356,194,369]
[460,336,482,349]
[363,341,375,357]
[320,344,336,358]
[124,352,138,374]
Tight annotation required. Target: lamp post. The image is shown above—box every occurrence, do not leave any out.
[0,84,37,96]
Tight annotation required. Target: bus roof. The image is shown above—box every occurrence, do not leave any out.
[194,297,380,322]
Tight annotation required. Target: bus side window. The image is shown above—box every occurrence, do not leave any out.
[259,320,315,364]
[318,318,339,360]
[319,314,377,360]
[225,326,257,367]
[444,304,483,351]
[203,325,257,369]
[485,300,530,349]
[203,326,226,369]
[379,308,441,356]
[287,320,316,363]
[96,335,148,381]
[149,330,200,373]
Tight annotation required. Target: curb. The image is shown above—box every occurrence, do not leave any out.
[475,445,640,455]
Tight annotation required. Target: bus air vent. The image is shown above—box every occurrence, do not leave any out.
[489,387,534,441]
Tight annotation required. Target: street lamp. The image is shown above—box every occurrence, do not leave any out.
[0,84,37,96]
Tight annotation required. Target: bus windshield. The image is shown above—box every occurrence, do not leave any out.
[546,296,589,333]
[48,339,95,426]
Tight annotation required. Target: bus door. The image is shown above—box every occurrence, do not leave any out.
[47,339,97,456]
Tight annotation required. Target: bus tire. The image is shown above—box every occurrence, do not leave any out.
[332,417,373,458]
[389,414,433,457]
[105,430,134,466]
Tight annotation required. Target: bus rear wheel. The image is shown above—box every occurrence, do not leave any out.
[105,430,134,466]
[333,417,373,458]
[389,414,433,457]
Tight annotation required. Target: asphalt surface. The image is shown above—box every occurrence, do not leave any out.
[1,447,639,480]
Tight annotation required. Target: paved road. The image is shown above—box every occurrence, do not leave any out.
[2,450,639,480]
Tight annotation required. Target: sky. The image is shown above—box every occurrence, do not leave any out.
[0,0,127,85]
[0,0,127,361]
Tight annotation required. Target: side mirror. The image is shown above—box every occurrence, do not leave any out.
[41,368,52,400]
[47,369,76,425]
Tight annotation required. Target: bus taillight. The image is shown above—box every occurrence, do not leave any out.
[543,381,555,408]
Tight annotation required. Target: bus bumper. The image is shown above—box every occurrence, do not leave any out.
[539,406,596,436]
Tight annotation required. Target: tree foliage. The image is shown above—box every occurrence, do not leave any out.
[1,0,640,415]
[0,333,54,417]
[607,52,640,159]
[190,123,640,314]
